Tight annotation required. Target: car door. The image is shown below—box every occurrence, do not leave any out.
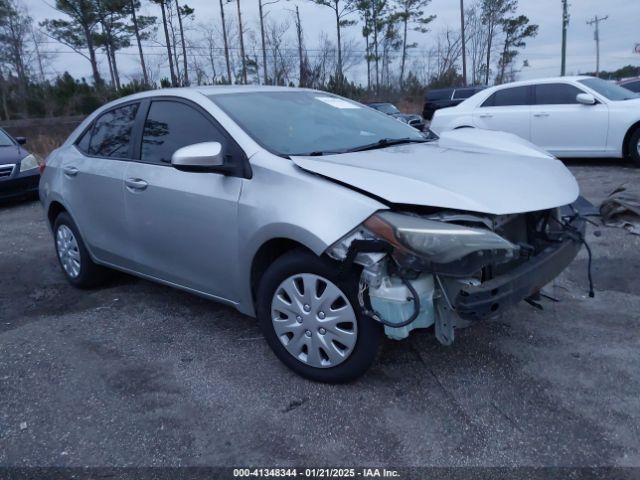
[124,98,244,301]
[473,86,532,140]
[61,102,140,267]
[530,83,609,155]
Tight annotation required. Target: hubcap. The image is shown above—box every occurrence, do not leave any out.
[271,273,357,368]
[56,225,81,278]
[637,138,640,157]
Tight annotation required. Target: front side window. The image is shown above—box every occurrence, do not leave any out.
[209,92,424,156]
[482,86,530,107]
[141,100,225,164]
[88,103,139,158]
[534,83,583,105]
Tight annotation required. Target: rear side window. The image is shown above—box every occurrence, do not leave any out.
[534,83,583,105]
[427,89,452,101]
[482,86,530,107]
[88,103,139,158]
[141,100,225,164]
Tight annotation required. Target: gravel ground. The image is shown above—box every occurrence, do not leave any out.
[0,162,639,468]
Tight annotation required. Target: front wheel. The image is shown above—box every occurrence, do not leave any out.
[256,251,382,383]
[629,128,640,166]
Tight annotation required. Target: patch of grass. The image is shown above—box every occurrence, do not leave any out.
[28,134,66,161]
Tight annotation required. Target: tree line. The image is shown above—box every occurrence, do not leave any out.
[0,0,540,120]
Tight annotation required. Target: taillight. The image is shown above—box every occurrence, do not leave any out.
[38,161,46,174]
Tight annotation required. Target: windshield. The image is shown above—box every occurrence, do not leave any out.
[209,91,424,156]
[0,129,15,146]
[371,103,400,115]
[579,78,639,101]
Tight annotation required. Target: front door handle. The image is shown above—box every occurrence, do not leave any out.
[63,166,78,177]
[125,178,148,191]
[533,112,550,118]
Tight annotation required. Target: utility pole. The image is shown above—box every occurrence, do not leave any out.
[587,14,608,77]
[560,0,569,76]
[460,0,467,85]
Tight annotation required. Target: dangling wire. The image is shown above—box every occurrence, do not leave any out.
[552,213,595,298]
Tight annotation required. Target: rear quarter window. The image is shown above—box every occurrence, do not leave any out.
[482,86,530,107]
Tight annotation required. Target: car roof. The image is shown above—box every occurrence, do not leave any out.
[98,85,315,106]
[484,76,593,90]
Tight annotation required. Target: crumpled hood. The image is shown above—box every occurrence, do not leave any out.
[291,129,579,215]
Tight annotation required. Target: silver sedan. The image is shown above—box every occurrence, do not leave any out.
[40,86,586,382]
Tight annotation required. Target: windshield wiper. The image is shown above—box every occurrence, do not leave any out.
[344,137,429,153]
[297,137,430,157]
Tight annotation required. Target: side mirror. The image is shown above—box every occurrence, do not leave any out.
[576,93,597,105]
[171,142,230,173]
[15,136,26,145]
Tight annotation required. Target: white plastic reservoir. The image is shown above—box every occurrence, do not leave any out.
[368,274,435,340]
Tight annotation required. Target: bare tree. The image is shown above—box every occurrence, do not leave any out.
[465,0,487,85]
[174,1,194,85]
[309,0,357,81]
[228,0,247,84]
[265,18,292,85]
[429,26,463,87]
[218,0,232,83]
[481,0,516,85]
[0,0,31,94]
[150,0,177,85]
[258,0,282,85]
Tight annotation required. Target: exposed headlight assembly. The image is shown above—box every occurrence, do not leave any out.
[19,154,39,172]
[364,211,518,275]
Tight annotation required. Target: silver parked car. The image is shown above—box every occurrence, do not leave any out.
[40,86,588,382]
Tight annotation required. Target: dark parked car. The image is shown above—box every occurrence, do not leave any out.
[0,128,40,201]
[366,102,425,131]
[619,77,640,93]
[422,86,485,121]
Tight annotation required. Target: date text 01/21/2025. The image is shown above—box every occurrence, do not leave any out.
[232,468,401,478]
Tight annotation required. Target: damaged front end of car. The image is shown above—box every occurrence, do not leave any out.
[327,200,589,345]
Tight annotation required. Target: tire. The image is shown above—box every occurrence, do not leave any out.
[53,212,108,289]
[257,250,382,383]
[629,128,640,166]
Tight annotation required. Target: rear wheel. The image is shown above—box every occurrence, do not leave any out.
[53,212,108,288]
[629,128,640,166]
[256,250,381,383]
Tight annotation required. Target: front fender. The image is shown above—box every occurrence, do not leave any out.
[235,153,386,316]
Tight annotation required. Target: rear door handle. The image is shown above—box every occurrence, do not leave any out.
[63,166,78,177]
[125,178,148,191]
[533,112,550,118]
[478,113,493,118]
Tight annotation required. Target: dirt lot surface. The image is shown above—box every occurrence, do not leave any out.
[1,161,639,469]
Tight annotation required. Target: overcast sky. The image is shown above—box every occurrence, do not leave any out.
[22,0,640,84]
